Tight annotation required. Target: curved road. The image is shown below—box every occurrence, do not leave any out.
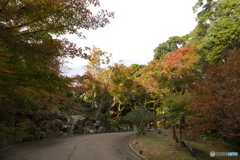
[0,132,142,160]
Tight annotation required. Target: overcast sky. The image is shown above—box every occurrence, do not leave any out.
[65,0,198,76]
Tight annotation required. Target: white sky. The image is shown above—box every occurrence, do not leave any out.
[65,0,198,76]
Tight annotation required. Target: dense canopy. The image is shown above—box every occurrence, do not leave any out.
[1,0,240,144]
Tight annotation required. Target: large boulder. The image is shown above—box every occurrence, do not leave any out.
[24,134,35,142]
[50,119,63,132]
[89,129,95,134]
[53,130,61,137]
[84,120,93,128]
[61,124,69,132]
[97,126,106,133]
[56,112,66,121]
[32,111,49,123]
[70,115,84,123]
[40,132,47,139]
[73,123,79,130]
[78,117,86,125]
[34,132,41,140]
[48,111,58,120]
[63,133,68,136]
[112,127,120,132]
[7,134,15,145]
[96,120,103,125]
[73,125,83,134]
[66,123,74,134]
[38,121,52,132]
[46,130,54,139]
[84,127,90,133]
[14,134,24,144]
[93,120,102,129]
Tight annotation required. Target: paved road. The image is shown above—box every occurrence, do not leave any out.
[0,132,142,160]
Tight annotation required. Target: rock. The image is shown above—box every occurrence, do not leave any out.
[97,126,105,133]
[63,133,68,136]
[57,112,65,120]
[103,123,111,132]
[95,120,102,125]
[53,119,63,126]
[32,111,48,122]
[89,129,95,134]
[46,130,54,139]
[113,127,120,132]
[61,124,69,132]
[70,115,83,123]
[48,111,58,120]
[40,132,47,139]
[54,130,61,137]
[66,127,73,134]
[73,125,83,134]
[89,117,96,122]
[34,132,41,140]
[24,134,35,142]
[73,123,79,130]
[14,134,24,144]
[38,121,51,132]
[50,119,63,132]
[78,117,86,125]
[84,120,93,128]
[93,122,101,129]
[7,134,15,145]
[84,127,90,133]
[66,123,74,134]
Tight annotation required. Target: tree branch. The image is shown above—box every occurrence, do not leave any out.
[2,4,70,30]
[0,0,10,14]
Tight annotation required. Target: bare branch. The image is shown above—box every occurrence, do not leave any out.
[0,0,10,14]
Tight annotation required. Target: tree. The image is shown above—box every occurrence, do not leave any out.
[153,35,189,60]
[124,107,156,134]
[0,0,114,135]
[83,46,112,111]
[84,46,111,77]
[163,93,192,147]
[162,46,200,94]
[129,64,145,78]
[187,49,240,140]
[134,60,171,113]
[108,63,135,116]
[193,0,240,63]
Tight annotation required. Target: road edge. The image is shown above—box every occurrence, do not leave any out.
[128,133,147,160]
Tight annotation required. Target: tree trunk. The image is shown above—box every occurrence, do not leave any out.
[172,124,176,140]
[180,115,185,147]
[106,97,116,113]
[116,103,125,117]
[180,120,182,147]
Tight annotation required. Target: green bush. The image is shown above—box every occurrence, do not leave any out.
[0,122,29,140]
[99,113,112,122]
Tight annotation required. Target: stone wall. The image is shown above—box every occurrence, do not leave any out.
[0,111,120,149]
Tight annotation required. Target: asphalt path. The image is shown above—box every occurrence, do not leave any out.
[0,132,143,160]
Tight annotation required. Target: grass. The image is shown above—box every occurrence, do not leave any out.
[129,128,240,160]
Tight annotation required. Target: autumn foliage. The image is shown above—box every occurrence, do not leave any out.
[1,0,240,144]
[187,50,240,139]
[0,0,114,128]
